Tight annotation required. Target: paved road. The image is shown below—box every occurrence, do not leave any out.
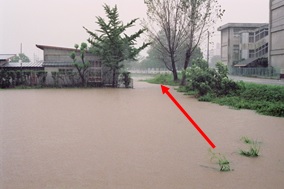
[229,75,284,86]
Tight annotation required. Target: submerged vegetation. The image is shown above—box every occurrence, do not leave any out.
[209,149,231,172]
[146,60,284,117]
[240,137,261,157]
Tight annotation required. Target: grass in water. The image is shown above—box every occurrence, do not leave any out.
[240,137,260,157]
[209,149,231,172]
[240,136,253,144]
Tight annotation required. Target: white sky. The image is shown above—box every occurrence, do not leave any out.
[0,0,269,61]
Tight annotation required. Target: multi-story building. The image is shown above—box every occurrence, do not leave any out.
[269,0,284,72]
[217,23,269,68]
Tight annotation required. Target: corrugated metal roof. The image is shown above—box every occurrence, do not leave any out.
[36,44,78,51]
[2,61,43,68]
[43,61,73,67]
[0,54,16,60]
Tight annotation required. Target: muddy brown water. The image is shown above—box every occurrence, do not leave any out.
[1,78,284,189]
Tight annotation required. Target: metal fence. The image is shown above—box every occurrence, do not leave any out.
[229,67,281,79]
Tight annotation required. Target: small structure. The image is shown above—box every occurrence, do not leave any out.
[36,44,104,86]
[0,54,16,66]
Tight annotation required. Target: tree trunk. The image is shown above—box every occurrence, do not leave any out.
[170,53,179,81]
[112,69,116,88]
[79,72,86,87]
[180,50,191,86]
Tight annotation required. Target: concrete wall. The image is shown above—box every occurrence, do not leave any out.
[270,0,284,70]
[241,33,249,59]
[220,28,229,65]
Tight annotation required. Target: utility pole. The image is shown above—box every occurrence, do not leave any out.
[20,43,23,84]
[207,31,210,64]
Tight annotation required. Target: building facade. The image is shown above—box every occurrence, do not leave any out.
[36,44,104,86]
[217,23,269,68]
[269,0,284,72]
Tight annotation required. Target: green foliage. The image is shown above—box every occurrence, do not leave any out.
[120,71,132,88]
[198,93,215,102]
[240,83,284,103]
[241,136,254,144]
[240,137,261,157]
[84,4,150,87]
[145,73,180,86]
[180,60,284,117]
[209,149,231,172]
[10,53,30,62]
[0,70,47,88]
[185,61,241,97]
[70,42,90,87]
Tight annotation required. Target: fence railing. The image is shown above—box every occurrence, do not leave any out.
[229,67,281,79]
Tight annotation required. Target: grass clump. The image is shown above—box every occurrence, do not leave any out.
[240,137,261,157]
[240,136,253,144]
[209,149,231,172]
[145,73,180,86]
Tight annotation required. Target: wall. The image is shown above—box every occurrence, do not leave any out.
[270,0,284,70]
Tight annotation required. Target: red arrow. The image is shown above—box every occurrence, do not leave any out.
[161,85,216,148]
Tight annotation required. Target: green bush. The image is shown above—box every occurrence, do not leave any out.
[185,61,241,97]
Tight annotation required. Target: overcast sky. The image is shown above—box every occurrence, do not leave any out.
[0,0,269,61]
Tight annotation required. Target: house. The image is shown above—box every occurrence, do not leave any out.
[36,44,104,86]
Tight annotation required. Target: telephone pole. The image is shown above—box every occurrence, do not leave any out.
[207,31,210,64]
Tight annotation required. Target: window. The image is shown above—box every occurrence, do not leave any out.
[59,68,73,74]
[249,50,255,58]
[94,61,102,67]
[233,45,240,61]
[249,32,254,43]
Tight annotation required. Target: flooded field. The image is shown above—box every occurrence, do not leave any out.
[1,78,284,189]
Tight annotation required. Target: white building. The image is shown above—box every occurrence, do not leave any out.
[269,0,284,74]
[217,23,268,68]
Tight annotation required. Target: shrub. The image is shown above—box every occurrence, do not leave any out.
[121,71,132,88]
[185,61,241,97]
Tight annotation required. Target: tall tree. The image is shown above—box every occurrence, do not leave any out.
[179,0,224,85]
[70,43,90,87]
[144,0,189,81]
[84,4,150,87]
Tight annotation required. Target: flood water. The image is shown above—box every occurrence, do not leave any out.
[1,77,284,189]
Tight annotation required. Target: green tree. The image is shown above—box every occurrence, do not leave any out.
[10,53,30,62]
[70,43,90,87]
[84,4,150,87]
[180,0,225,85]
